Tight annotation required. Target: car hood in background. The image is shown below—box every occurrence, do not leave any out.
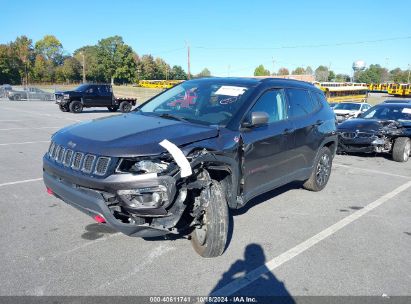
[52,113,219,157]
[334,109,358,115]
[337,118,400,132]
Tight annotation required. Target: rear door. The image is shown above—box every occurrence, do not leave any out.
[97,85,113,106]
[242,89,295,200]
[285,88,323,171]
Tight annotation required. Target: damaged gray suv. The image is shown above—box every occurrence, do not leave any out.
[43,77,337,257]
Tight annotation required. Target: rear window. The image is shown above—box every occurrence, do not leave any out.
[286,88,318,118]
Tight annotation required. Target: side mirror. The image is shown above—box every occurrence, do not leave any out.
[242,111,269,128]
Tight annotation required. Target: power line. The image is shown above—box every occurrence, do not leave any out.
[193,36,411,51]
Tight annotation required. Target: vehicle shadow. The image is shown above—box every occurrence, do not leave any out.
[81,223,117,240]
[208,243,295,303]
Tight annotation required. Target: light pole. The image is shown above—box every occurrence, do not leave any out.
[80,52,86,83]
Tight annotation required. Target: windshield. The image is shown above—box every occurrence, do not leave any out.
[362,105,411,121]
[334,103,361,111]
[138,80,254,126]
[74,84,89,92]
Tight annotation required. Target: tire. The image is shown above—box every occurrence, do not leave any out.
[59,104,69,112]
[392,137,410,162]
[303,146,332,192]
[119,101,132,113]
[107,106,119,112]
[14,95,21,101]
[69,100,83,113]
[190,180,229,258]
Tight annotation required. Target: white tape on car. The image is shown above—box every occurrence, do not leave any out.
[159,139,192,178]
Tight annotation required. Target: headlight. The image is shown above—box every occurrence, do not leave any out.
[117,158,174,175]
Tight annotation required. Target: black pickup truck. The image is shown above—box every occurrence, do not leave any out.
[55,84,137,113]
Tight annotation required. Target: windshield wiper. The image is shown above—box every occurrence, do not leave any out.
[157,113,190,122]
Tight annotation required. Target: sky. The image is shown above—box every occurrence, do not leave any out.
[1,0,411,76]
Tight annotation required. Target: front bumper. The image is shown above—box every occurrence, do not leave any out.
[337,135,381,153]
[43,157,178,238]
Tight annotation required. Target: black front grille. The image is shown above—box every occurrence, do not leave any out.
[341,132,374,139]
[47,142,112,176]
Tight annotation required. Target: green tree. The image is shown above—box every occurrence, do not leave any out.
[35,35,63,65]
[0,44,20,84]
[73,45,104,82]
[328,70,335,81]
[254,64,270,76]
[315,65,329,82]
[138,54,157,80]
[11,36,33,85]
[356,64,388,83]
[60,57,81,83]
[170,65,187,80]
[305,66,313,75]
[96,36,136,84]
[196,68,211,78]
[32,54,48,82]
[389,68,408,83]
[292,67,305,75]
[335,74,351,82]
[277,67,289,76]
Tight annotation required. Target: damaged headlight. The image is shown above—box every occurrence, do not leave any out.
[117,158,175,175]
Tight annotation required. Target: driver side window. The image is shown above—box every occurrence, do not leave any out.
[250,89,287,123]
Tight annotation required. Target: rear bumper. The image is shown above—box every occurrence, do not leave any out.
[43,170,170,238]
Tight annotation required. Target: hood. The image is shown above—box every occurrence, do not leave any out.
[52,113,219,157]
[55,90,80,96]
[337,118,400,133]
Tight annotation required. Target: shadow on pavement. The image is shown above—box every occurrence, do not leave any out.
[209,244,295,303]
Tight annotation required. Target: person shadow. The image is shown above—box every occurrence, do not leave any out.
[208,244,295,304]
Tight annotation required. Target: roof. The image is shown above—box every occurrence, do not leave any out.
[189,77,315,89]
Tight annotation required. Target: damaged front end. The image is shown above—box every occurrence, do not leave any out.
[337,120,404,154]
[43,140,230,238]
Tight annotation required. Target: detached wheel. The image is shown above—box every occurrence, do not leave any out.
[303,146,332,192]
[119,101,132,113]
[107,105,119,112]
[190,180,229,258]
[392,137,410,162]
[59,104,69,112]
[69,100,83,113]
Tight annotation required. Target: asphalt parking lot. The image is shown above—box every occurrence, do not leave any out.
[0,99,410,299]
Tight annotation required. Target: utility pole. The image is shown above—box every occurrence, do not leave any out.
[186,42,191,80]
[227,65,231,77]
[408,64,410,84]
[80,52,86,83]
[272,57,275,75]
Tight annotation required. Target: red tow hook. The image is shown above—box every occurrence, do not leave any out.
[46,187,54,195]
[93,215,106,223]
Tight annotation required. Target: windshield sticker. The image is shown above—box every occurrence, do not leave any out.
[401,108,411,114]
[219,97,238,105]
[215,86,247,97]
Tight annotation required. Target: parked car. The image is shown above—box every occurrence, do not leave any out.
[167,90,197,109]
[333,102,372,123]
[337,102,411,162]
[0,84,12,98]
[8,87,54,101]
[329,102,337,109]
[43,77,337,257]
[55,83,136,113]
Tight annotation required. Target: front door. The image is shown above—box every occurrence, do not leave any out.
[242,89,295,201]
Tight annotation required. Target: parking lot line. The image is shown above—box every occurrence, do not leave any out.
[0,126,61,131]
[0,107,81,122]
[334,163,411,180]
[0,140,50,146]
[211,180,411,297]
[0,178,43,188]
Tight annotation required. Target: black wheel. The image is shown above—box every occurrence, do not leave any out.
[303,146,332,192]
[14,95,21,101]
[392,137,410,162]
[119,101,132,113]
[69,100,83,113]
[59,104,69,112]
[190,180,229,258]
[107,106,119,112]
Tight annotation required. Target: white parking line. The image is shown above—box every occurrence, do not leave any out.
[0,126,61,131]
[0,178,43,188]
[334,163,411,180]
[0,140,50,146]
[0,107,81,122]
[211,180,411,297]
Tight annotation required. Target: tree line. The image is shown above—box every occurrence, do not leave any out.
[0,35,207,85]
[254,63,410,83]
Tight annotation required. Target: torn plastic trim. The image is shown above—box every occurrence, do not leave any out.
[159,139,193,177]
